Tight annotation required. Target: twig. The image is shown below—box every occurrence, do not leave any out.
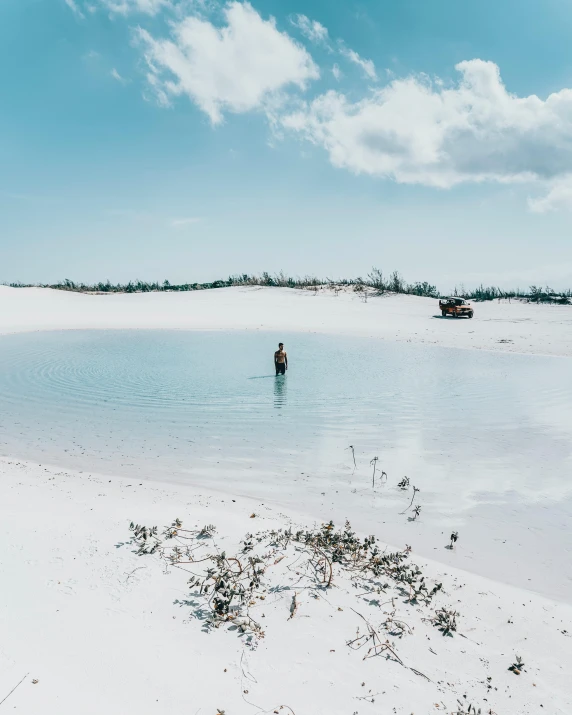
[124,566,147,583]
[312,546,333,587]
[346,445,356,472]
[348,609,404,665]
[400,486,419,514]
[288,593,298,620]
[370,457,379,488]
[226,557,243,574]
[409,667,431,681]
[355,693,382,702]
[0,673,29,707]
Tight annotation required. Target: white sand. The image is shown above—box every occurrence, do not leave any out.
[1,284,571,356]
[1,459,571,714]
[1,286,571,713]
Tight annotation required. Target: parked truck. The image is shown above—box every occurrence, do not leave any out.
[439,297,474,318]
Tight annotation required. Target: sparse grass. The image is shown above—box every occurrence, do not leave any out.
[453,701,483,714]
[456,283,571,304]
[6,271,570,303]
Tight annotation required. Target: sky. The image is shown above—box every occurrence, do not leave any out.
[1,0,572,290]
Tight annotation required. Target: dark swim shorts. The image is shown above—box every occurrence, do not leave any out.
[275,363,286,375]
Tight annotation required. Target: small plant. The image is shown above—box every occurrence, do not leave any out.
[400,486,420,514]
[397,476,410,490]
[346,445,356,470]
[453,701,481,715]
[426,607,458,636]
[382,609,413,638]
[129,522,160,554]
[450,531,459,548]
[129,522,158,539]
[199,524,217,537]
[370,457,379,487]
[163,518,184,538]
[509,655,525,674]
[129,518,444,651]
[411,505,422,520]
[347,611,404,664]
[288,593,298,620]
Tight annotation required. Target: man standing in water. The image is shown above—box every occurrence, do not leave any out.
[274,342,288,375]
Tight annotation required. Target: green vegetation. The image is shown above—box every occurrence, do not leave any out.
[453,283,572,304]
[4,270,571,303]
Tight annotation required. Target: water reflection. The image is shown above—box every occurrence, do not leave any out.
[274,374,287,408]
[0,329,571,512]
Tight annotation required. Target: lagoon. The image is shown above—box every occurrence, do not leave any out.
[1,329,571,598]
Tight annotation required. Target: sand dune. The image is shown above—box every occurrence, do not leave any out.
[1,284,571,356]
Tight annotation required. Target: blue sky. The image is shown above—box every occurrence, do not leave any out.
[1,0,572,290]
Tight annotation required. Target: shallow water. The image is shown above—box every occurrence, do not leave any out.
[1,329,570,490]
[1,330,571,598]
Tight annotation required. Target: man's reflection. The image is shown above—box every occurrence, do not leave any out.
[274,375,287,409]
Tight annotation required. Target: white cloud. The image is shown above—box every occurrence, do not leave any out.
[144,71,171,106]
[138,1,319,124]
[64,0,85,19]
[528,176,572,212]
[170,217,203,227]
[339,46,377,80]
[290,14,329,46]
[281,59,572,199]
[99,0,169,15]
[110,68,128,83]
[332,63,342,81]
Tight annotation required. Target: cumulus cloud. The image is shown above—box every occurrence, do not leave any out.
[281,59,572,196]
[137,1,319,124]
[91,0,572,210]
[290,14,329,46]
[339,46,377,80]
[528,176,572,212]
[100,0,169,15]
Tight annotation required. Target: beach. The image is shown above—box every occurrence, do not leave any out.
[1,284,572,357]
[0,286,571,714]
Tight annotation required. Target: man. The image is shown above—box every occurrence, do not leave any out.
[274,342,288,375]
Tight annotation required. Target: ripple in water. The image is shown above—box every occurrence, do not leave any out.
[0,330,571,512]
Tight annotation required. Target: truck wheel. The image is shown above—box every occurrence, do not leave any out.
[468,311,473,318]
[442,311,447,317]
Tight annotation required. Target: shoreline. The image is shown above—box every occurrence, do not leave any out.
[1,285,572,358]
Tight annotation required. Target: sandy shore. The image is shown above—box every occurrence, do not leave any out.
[1,284,572,356]
[1,286,571,712]
[1,458,571,714]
